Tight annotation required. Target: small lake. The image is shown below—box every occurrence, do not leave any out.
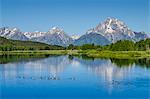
[0,55,150,99]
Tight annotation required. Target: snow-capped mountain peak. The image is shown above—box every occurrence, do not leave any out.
[86,28,95,34]
[91,17,136,42]
[48,27,64,35]
[0,27,10,36]
[11,28,20,35]
[83,17,149,43]
[95,17,129,33]
[52,26,58,30]
[24,31,46,39]
[71,35,80,40]
[0,27,28,40]
[28,26,73,46]
[12,28,20,32]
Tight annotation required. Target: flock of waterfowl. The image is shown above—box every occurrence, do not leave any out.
[16,76,133,87]
[16,76,76,81]
[107,80,134,86]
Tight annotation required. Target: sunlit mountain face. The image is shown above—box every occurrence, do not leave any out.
[85,17,149,43]
[0,27,28,41]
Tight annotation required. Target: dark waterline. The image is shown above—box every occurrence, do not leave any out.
[0,55,150,99]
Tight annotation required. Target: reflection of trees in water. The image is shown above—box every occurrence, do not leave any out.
[110,58,150,68]
[2,54,149,68]
[68,55,74,60]
[81,55,95,61]
[135,58,150,68]
[0,54,51,64]
[110,58,135,67]
[76,55,150,68]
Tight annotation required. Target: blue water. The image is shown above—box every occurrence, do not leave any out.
[0,55,150,99]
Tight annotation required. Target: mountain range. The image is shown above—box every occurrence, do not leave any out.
[0,17,149,46]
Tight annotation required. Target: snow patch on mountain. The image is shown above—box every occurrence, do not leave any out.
[71,35,80,40]
[30,27,73,46]
[0,27,28,40]
[48,27,64,35]
[24,31,46,39]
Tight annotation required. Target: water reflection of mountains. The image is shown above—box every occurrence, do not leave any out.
[0,55,70,80]
[0,55,149,86]
[0,55,150,68]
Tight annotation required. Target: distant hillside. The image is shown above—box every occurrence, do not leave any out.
[0,36,64,51]
[74,33,110,46]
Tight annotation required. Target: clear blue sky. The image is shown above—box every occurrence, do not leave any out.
[0,0,149,35]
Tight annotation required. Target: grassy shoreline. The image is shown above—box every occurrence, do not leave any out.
[0,50,150,59]
[0,50,68,55]
[81,50,150,59]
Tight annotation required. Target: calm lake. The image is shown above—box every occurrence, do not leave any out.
[0,55,150,99]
